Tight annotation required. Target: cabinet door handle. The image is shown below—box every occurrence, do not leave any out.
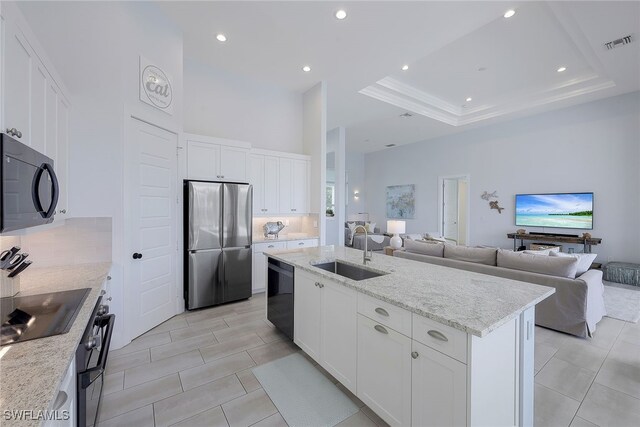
[374,325,388,334]
[318,283,324,288]
[58,209,67,214]
[411,351,419,359]
[427,330,449,342]
[268,245,274,248]
[314,282,319,287]
[374,307,389,317]
[298,242,304,246]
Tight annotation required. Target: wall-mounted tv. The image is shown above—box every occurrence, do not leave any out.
[515,193,593,230]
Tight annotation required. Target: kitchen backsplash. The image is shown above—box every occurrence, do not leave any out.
[252,214,319,239]
[0,217,112,267]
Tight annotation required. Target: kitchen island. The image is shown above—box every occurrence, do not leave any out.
[265,246,555,427]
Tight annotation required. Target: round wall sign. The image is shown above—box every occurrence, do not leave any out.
[141,65,173,110]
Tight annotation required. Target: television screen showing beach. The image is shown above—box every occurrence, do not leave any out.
[516,193,593,229]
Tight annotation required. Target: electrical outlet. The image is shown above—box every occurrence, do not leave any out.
[313,221,318,228]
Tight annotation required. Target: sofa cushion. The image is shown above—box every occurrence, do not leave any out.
[523,247,561,255]
[404,239,444,257]
[497,249,579,279]
[550,251,597,276]
[444,245,497,266]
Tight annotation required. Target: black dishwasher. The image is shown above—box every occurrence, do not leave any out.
[267,258,294,340]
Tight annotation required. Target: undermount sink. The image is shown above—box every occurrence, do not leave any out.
[312,261,387,281]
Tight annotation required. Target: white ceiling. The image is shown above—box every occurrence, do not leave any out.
[157,1,639,153]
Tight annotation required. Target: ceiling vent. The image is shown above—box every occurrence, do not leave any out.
[385,143,396,147]
[604,35,633,50]
[399,112,413,118]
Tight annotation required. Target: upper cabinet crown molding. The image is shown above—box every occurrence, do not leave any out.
[183,133,251,150]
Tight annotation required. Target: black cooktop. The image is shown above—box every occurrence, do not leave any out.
[0,288,90,346]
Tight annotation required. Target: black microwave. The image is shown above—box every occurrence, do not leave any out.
[1,133,59,233]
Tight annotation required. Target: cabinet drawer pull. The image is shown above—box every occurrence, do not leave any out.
[298,242,304,246]
[374,324,388,334]
[268,245,275,248]
[427,330,449,342]
[374,307,389,317]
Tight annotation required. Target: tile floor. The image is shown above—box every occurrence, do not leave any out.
[98,292,640,427]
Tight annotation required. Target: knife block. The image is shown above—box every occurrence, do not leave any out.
[0,270,20,298]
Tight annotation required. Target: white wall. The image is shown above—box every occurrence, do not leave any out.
[303,82,327,245]
[184,58,303,153]
[17,1,184,347]
[346,150,367,217]
[364,92,640,263]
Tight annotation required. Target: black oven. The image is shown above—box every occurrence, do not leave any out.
[76,296,115,427]
[1,133,59,233]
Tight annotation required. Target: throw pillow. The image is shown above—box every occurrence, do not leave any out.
[402,233,423,241]
[404,239,444,257]
[549,251,597,276]
[497,249,579,279]
[523,250,551,256]
[365,222,376,233]
[347,222,357,234]
[444,245,497,266]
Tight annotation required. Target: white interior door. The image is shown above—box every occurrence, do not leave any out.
[443,179,459,242]
[126,118,178,338]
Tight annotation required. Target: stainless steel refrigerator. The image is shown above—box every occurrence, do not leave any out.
[184,181,253,310]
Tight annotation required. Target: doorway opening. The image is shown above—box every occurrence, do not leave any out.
[438,175,470,246]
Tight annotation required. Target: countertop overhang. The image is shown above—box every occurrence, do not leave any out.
[265,246,555,338]
[0,262,112,427]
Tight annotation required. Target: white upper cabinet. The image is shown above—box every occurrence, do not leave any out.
[249,154,280,215]
[3,19,33,144]
[1,4,72,222]
[278,157,309,214]
[185,134,250,182]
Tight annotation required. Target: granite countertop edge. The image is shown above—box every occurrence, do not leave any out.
[265,248,555,338]
[0,262,112,427]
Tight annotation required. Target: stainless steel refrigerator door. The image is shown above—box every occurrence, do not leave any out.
[222,247,252,302]
[187,249,223,309]
[222,184,252,248]
[187,181,223,251]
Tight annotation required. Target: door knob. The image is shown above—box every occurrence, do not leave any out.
[132,253,143,260]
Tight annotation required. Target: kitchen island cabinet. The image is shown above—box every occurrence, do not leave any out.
[266,246,554,427]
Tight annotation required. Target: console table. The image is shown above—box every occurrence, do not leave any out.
[507,233,602,253]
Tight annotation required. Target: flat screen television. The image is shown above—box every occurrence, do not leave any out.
[515,192,593,230]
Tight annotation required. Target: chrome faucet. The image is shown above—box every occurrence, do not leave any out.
[353,225,372,265]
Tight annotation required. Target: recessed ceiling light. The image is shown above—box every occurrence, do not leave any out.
[216,33,227,42]
[466,97,473,102]
[557,66,567,73]
[401,64,409,71]
[335,9,347,20]
[302,65,311,73]
[504,10,516,18]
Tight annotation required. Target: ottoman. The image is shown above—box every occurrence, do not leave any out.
[604,262,640,286]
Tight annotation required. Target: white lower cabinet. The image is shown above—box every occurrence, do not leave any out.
[357,314,412,427]
[294,270,358,392]
[293,271,322,360]
[44,356,76,427]
[285,238,318,250]
[320,280,357,393]
[294,270,533,427]
[411,340,467,427]
[252,241,287,293]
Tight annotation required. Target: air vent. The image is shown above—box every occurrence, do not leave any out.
[399,112,413,118]
[605,35,632,50]
[385,144,396,148]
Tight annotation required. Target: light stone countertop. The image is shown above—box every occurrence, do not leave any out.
[252,234,319,243]
[0,262,112,427]
[265,246,555,338]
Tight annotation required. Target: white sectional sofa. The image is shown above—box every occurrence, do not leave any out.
[394,240,606,338]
